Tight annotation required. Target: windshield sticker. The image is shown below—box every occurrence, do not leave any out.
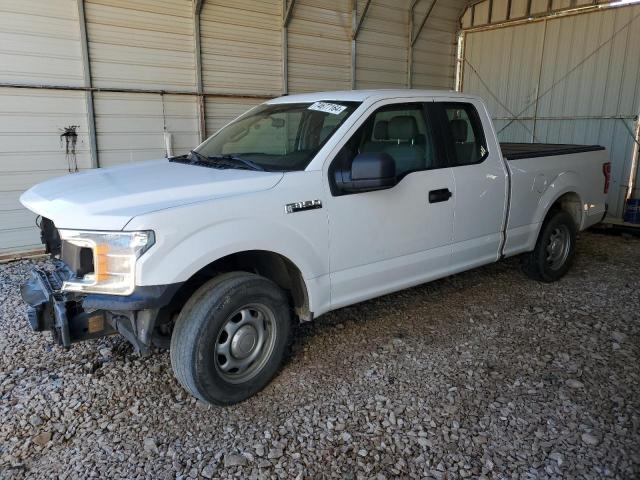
[308,102,347,115]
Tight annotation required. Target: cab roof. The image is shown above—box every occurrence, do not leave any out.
[266,89,478,104]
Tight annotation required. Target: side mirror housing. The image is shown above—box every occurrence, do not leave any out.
[335,152,396,193]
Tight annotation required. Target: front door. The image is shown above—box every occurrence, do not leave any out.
[324,101,455,309]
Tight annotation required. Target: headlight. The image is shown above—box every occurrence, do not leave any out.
[59,230,154,295]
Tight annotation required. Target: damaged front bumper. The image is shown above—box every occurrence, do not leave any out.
[20,261,181,355]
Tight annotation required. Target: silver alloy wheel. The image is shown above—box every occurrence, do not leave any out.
[546,225,571,270]
[214,304,277,384]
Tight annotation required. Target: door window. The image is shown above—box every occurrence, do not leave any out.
[439,103,488,166]
[330,103,441,189]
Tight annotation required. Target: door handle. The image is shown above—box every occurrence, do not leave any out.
[428,188,453,203]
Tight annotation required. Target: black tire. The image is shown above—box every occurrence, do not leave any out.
[170,272,291,405]
[522,210,577,282]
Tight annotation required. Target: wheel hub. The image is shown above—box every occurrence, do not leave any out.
[230,325,258,359]
[214,304,277,384]
[546,225,570,270]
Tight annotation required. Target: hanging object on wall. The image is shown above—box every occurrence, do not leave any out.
[160,93,173,158]
[60,125,80,173]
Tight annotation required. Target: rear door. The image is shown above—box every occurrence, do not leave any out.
[434,99,508,272]
[323,99,455,309]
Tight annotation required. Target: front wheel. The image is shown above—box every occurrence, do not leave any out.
[522,210,577,282]
[170,272,291,405]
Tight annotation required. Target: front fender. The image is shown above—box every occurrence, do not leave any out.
[136,216,327,286]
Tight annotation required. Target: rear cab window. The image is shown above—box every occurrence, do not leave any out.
[436,102,488,167]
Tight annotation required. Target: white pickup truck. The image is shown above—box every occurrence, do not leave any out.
[20,90,610,405]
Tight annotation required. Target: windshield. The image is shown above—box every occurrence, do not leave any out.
[195,101,360,171]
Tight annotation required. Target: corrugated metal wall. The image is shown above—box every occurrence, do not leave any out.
[355,0,408,89]
[287,0,352,92]
[0,89,91,254]
[95,92,199,167]
[0,0,88,254]
[411,1,460,89]
[461,0,618,28]
[463,4,640,217]
[84,0,198,168]
[200,0,282,95]
[85,0,196,91]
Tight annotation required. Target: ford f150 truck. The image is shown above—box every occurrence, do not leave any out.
[20,90,610,405]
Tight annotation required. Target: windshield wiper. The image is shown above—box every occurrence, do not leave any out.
[188,150,208,163]
[207,155,265,171]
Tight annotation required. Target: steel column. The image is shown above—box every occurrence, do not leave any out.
[76,0,99,168]
[408,1,418,88]
[351,1,357,89]
[193,0,206,141]
[282,0,297,94]
[351,0,372,89]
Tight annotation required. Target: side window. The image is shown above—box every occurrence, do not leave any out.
[330,102,440,186]
[439,103,488,166]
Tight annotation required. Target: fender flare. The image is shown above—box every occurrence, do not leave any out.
[532,171,584,241]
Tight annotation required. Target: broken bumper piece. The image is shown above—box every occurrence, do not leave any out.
[20,262,182,355]
[20,264,116,348]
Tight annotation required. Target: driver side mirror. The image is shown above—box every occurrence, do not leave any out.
[334,152,397,194]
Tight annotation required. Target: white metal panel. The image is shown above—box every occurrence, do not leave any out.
[355,0,409,89]
[0,0,83,86]
[287,0,352,93]
[530,0,549,15]
[464,21,546,132]
[411,1,463,89]
[94,92,199,167]
[0,88,90,253]
[491,0,509,23]
[200,0,282,96]
[84,0,196,91]
[461,7,472,28]
[205,97,266,137]
[552,0,572,11]
[474,1,490,25]
[510,0,529,18]
[463,5,640,216]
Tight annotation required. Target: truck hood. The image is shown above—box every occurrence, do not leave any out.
[20,159,284,231]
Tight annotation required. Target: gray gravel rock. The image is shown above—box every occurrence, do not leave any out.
[32,432,52,447]
[582,432,601,446]
[223,453,247,467]
[1,232,639,479]
[565,379,584,389]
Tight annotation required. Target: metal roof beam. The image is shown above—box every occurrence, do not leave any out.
[412,0,439,46]
[76,0,99,168]
[193,1,206,141]
[353,0,372,40]
[283,0,297,27]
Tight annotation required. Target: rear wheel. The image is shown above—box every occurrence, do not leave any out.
[170,272,291,405]
[522,210,577,282]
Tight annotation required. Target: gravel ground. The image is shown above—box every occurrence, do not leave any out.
[0,231,639,479]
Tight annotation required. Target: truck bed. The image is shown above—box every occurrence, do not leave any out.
[500,143,605,161]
